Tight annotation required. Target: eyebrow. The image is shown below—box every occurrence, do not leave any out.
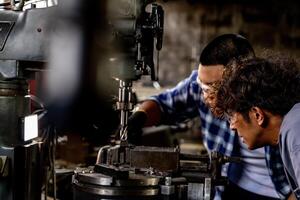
[197,77,215,86]
[197,79,213,91]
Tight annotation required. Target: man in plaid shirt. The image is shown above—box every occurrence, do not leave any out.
[128,34,293,199]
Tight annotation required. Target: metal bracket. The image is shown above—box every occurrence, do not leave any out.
[204,178,211,200]
[0,156,9,178]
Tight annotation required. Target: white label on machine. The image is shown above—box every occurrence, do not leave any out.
[24,114,38,141]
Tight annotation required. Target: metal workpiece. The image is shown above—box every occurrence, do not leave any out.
[91,142,233,199]
[90,144,181,198]
[96,144,180,173]
[130,146,180,172]
[74,171,113,186]
[96,143,134,167]
[106,144,122,164]
[95,144,180,178]
[94,163,131,179]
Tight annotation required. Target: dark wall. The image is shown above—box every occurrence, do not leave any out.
[155,0,300,86]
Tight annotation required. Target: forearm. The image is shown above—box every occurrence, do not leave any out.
[287,192,296,200]
[137,100,162,126]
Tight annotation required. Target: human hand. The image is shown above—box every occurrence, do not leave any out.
[126,111,147,144]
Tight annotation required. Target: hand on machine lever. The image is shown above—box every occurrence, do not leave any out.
[126,110,147,145]
[123,100,162,145]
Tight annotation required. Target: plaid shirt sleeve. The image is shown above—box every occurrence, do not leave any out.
[149,70,236,156]
[148,70,201,123]
[265,145,292,199]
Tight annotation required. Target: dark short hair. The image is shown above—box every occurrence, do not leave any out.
[200,34,255,67]
[214,56,300,119]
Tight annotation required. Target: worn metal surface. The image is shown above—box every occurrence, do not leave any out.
[0,142,42,200]
[94,163,130,179]
[73,170,160,197]
[115,173,160,187]
[75,172,113,186]
[0,81,29,146]
[0,7,55,61]
[188,183,204,200]
[130,146,180,172]
[73,181,159,197]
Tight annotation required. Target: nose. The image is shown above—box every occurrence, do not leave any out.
[203,90,214,103]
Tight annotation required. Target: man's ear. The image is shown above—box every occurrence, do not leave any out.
[250,106,266,126]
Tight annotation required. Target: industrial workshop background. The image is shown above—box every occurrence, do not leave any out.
[149,0,300,86]
[0,0,299,200]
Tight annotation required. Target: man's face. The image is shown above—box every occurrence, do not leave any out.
[228,111,267,150]
[197,64,224,107]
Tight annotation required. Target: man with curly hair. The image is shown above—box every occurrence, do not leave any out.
[127,34,293,199]
[214,57,300,199]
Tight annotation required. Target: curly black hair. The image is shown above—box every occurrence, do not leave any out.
[214,56,300,120]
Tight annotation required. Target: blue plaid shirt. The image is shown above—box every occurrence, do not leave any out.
[149,70,291,199]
